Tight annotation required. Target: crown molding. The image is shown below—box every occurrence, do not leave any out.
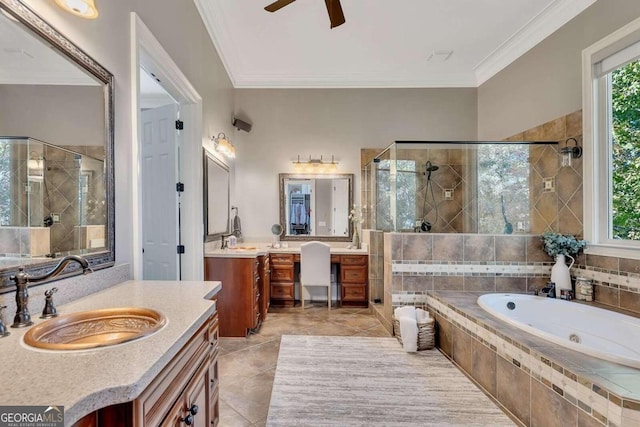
[232,72,478,89]
[474,0,598,85]
[192,0,239,87]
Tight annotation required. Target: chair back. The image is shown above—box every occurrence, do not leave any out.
[300,241,331,288]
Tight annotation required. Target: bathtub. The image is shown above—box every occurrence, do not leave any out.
[477,293,640,368]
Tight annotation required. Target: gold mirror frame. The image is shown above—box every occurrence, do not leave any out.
[279,173,354,242]
[0,0,115,289]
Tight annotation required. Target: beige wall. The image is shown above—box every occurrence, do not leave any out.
[477,0,640,140]
[20,0,235,271]
[234,88,478,240]
[0,85,103,147]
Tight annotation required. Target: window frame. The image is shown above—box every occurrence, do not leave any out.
[583,16,640,259]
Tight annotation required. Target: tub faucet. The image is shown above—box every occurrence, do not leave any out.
[539,282,556,298]
[10,255,92,328]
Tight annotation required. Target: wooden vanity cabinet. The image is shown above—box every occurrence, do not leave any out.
[269,253,295,307]
[340,255,368,307]
[204,257,264,337]
[258,255,271,322]
[72,311,220,427]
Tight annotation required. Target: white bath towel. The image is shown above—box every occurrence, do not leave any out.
[394,305,416,320]
[416,308,431,323]
[399,316,418,352]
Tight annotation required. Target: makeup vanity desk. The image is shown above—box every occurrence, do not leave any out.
[268,246,369,308]
[204,245,368,337]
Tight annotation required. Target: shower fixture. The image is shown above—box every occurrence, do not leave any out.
[419,161,440,232]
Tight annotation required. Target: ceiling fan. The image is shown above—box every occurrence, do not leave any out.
[264,0,346,29]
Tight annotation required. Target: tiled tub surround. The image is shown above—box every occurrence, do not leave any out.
[429,292,640,427]
[385,233,554,326]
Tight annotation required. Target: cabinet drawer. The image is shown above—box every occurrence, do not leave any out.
[341,285,366,301]
[271,266,294,282]
[271,283,294,299]
[340,255,367,266]
[270,253,294,266]
[341,266,367,283]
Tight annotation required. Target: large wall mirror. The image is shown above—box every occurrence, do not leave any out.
[0,0,114,289]
[203,149,230,241]
[279,173,354,242]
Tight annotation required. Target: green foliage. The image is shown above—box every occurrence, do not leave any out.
[611,59,640,240]
[541,232,587,258]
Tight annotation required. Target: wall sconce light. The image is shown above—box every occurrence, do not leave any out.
[560,137,582,167]
[54,0,99,19]
[292,155,338,173]
[212,133,235,158]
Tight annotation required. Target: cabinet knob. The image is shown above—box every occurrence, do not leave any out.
[181,414,194,425]
[188,404,199,415]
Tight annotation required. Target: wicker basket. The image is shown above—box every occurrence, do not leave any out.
[393,315,435,350]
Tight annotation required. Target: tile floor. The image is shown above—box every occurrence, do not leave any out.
[218,303,391,426]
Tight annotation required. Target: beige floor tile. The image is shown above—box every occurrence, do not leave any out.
[218,399,253,427]
[221,369,276,424]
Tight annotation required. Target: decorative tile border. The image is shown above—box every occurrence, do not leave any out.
[392,261,551,276]
[573,267,640,294]
[426,294,640,427]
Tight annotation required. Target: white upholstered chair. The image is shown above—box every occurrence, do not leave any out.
[300,241,332,309]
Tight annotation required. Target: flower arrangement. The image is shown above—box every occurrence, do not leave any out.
[349,205,364,248]
[348,204,364,226]
[541,232,587,258]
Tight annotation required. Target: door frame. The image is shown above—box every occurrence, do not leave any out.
[131,13,204,280]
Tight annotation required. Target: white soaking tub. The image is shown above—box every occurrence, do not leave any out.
[477,293,640,368]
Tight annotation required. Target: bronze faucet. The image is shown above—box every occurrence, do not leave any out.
[10,255,92,328]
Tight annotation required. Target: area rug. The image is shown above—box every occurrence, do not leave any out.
[266,335,515,426]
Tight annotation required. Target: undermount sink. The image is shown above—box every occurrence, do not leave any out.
[23,307,166,351]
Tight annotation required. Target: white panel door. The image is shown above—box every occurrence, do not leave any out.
[332,178,350,236]
[141,103,179,280]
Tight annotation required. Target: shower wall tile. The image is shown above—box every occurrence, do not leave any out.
[402,233,432,260]
[464,276,496,292]
[566,111,583,137]
[496,277,527,292]
[432,234,463,261]
[434,276,464,291]
[463,235,495,262]
[495,236,525,262]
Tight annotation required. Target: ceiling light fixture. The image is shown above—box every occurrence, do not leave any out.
[213,133,235,158]
[292,155,338,173]
[54,0,99,19]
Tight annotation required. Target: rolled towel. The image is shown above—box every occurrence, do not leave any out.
[416,308,431,323]
[399,316,418,352]
[394,305,416,320]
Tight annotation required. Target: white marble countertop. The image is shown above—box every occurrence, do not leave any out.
[0,279,221,426]
[205,244,368,258]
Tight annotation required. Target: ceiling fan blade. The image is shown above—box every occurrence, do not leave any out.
[264,0,296,12]
[325,0,345,28]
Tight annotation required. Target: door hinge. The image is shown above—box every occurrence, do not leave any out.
[177,245,185,254]
[176,182,184,192]
[175,120,184,130]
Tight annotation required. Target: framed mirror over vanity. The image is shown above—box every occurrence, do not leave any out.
[279,173,354,242]
[0,0,115,289]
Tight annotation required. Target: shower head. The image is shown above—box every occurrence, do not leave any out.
[425,161,439,172]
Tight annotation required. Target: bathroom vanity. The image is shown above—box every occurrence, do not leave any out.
[0,280,221,426]
[205,245,368,337]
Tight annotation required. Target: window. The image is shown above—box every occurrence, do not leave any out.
[584,16,640,255]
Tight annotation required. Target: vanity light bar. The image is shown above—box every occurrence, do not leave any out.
[292,155,338,173]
